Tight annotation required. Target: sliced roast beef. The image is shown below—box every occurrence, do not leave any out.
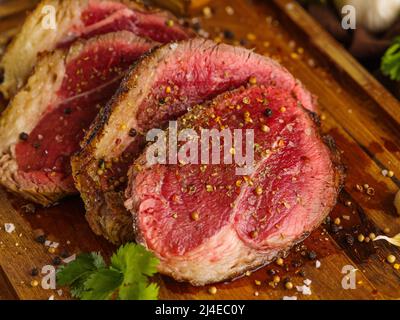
[0,32,157,205]
[0,0,192,98]
[72,38,317,244]
[125,85,344,285]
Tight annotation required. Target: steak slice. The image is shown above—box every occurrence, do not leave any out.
[0,0,192,99]
[125,85,344,285]
[72,38,317,244]
[0,32,157,205]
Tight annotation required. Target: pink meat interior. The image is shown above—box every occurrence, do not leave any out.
[135,47,298,133]
[131,86,335,257]
[15,38,154,185]
[59,0,189,47]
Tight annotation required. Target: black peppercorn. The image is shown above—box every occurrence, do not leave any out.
[192,22,201,32]
[35,235,46,244]
[240,39,248,46]
[128,128,137,137]
[298,269,306,277]
[223,29,235,40]
[60,250,69,259]
[344,234,354,246]
[64,107,72,115]
[331,224,340,233]
[307,250,317,260]
[19,132,29,141]
[325,216,331,225]
[30,268,39,276]
[267,269,276,276]
[52,256,62,266]
[292,259,302,268]
[264,108,273,117]
[283,277,292,283]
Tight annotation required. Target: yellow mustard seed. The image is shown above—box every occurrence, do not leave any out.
[285,281,294,290]
[369,233,376,240]
[387,255,396,264]
[250,230,258,239]
[243,97,250,105]
[261,124,270,133]
[273,275,281,283]
[249,76,257,85]
[276,258,284,266]
[334,217,341,225]
[208,286,217,295]
[191,212,200,221]
[247,33,256,41]
[30,280,39,287]
[255,186,263,196]
[357,234,365,242]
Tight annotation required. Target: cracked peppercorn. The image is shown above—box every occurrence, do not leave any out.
[30,268,39,276]
[63,107,72,115]
[307,251,317,260]
[264,108,273,117]
[223,29,235,40]
[129,128,137,137]
[60,250,69,259]
[331,224,340,233]
[344,234,355,246]
[19,132,29,141]
[52,256,62,266]
[35,235,46,244]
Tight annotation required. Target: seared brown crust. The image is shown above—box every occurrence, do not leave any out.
[0,32,155,206]
[0,0,192,99]
[72,38,321,244]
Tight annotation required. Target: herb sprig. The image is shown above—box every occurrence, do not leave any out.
[381,37,400,81]
[56,243,159,300]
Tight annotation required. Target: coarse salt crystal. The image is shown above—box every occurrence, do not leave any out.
[283,296,297,300]
[303,279,312,286]
[316,260,321,268]
[302,286,312,295]
[225,6,234,15]
[57,289,63,296]
[48,295,54,300]
[382,169,388,177]
[63,254,76,264]
[50,242,59,248]
[4,223,15,233]
[44,240,59,248]
[297,285,312,295]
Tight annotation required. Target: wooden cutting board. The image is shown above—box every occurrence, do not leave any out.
[0,0,399,300]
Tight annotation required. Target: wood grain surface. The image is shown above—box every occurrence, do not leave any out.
[0,0,399,300]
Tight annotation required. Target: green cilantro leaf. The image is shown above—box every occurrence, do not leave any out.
[56,244,159,300]
[56,252,105,286]
[81,269,123,300]
[111,243,159,300]
[381,37,400,81]
[119,281,159,300]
